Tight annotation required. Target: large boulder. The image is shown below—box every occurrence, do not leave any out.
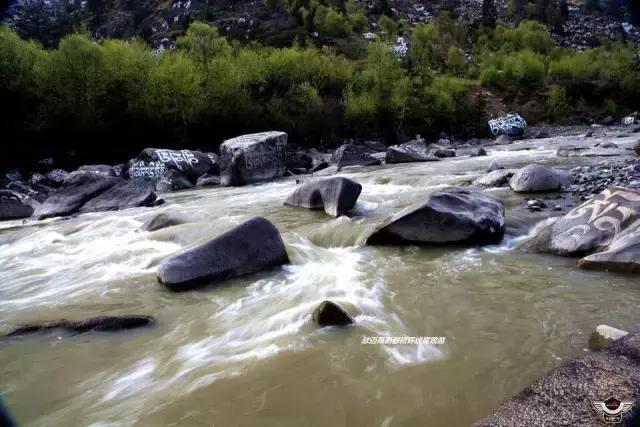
[433,148,456,158]
[332,143,381,170]
[509,164,572,192]
[155,170,194,192]
[79,178,157,213]
[285,151,313,170]
[312,301,354,327]
[473,332,640,427]
[284,177,362,217]
[139,213,186,232]
[5,315,155,338]
[219,131,287,186]
[488,113,527,139]
[157,217,289,290]
[367,188,505,245]
[33,172,122,220]
[0,190,39,220]
[129,148,219,184]
[45,169,69,187]
[386,139,439,164]
[524,188,640,273]
[473,169,516,188]
[6,181,52,202]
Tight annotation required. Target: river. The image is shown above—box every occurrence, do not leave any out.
[1,133,638,426]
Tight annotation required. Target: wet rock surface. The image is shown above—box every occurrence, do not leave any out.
[79,178,157,213]
[367,188,505,245]
[5,315,155,338]
[333,143,382,170]
[0,190,39,220]
[569,158,640,200]
[284,177,362,217]
[509,164,572,193]
[312,301,354,327]
[219,132,287,186]
[157,217,289,291]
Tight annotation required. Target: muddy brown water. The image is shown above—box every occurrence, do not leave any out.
[0,133,638,426]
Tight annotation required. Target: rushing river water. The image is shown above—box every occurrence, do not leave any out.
[1,134,639,426]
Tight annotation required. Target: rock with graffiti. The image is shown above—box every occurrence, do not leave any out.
[128,148,219,184]
[488,113,527,138]
[0,189,39,220]
[523,187,640,272]
[219,131,287,186]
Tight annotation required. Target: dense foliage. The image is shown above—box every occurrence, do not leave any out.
[1,17,639,166]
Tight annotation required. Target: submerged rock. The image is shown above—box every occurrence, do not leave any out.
[6,315,155,337]
[494,134,513,145]
[0,190,39,220]
[509,164,572,192]
[157,217,289,291]
[139,213,186,232]
[284,177,362,217]
[333,143,381,170]
[487,159,503,172]
[473,332,640,427]
[312,301,354,327]
[589,325,629,351]
[195,174,221,187]
[219,131,287,186]
[79,178,156,213]
[33,172,122,220]
[433,148,455,158]
[367,188,505,245]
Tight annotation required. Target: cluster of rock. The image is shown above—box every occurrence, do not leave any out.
[568,158,640,200]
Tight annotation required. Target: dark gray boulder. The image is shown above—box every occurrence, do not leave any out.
[4,169,22,182]
[155,170,193,192]
[79,178,157,213]
[285,151,313,170]
[312,301,354,327]
[78,164,118,177]
[487,159,503,172]
[557,144,587,157]
[6,181,52,202]
[332,143,381,170]
[367,188,505,245]
[386,140,440,164]
[310,161,329,173]
[524,188,640,273]
[509,164,572,192]
[34,172,122,220]
[284,177,362,217]
[219,132,287,186]
[473,169,516,188]
[196,174,221,187]
[473,332,640,427]
[139,213,186,232]
[634,141,639,155]
[129,148,219,184]
[6,315,155,338]
[157,217,289,291]
[0,190,39,220]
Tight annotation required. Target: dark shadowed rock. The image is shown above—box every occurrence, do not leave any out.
[333,143,381,170]
[6,315,155,338]
[6,181,52,202]
[4,169,22,182]
[78,164,118,177]
[509,164,572,192]
[33,172,122,219]
[433,148,455,158]
[157,217,289,291]
[79,178,156,213]
[473,332,640,427]
[0,190,39,220]
[473,169,516,188]
[310,161,329,173]
[523,188,640,273]
[386,139,439,164]
[155,170,193,192]
[129,148,219,184]
[284,177,362,217]
[635,141,640,155]
[219,132,287,186]
[285,151,313,170]
[367,188,505,245]
[139,213,186,232]
[196,174,221,187]
[312,301,354,327]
